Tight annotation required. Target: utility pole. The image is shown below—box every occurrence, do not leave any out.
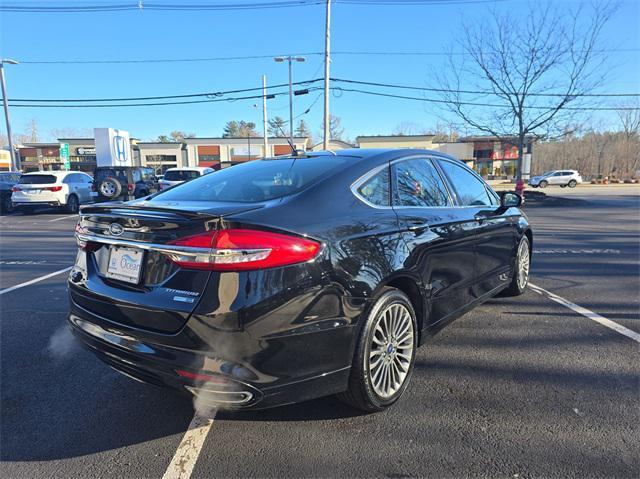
[323,0,331,150]
[274,56,305,148]
[262,75,269,157]
[0,59,19,171]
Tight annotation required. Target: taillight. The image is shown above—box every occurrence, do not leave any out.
[75,223,100,252]
[44,186,63,192]
[11,186,20,192]
[167,229,320,271]
[127,183,135,192]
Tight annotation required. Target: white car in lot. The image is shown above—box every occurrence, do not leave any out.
[11,171,94,214]
[159,167,214,191]
[529,170,583,188]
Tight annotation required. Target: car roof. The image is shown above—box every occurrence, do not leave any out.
[164,166,211,172]
[21,170,84,177]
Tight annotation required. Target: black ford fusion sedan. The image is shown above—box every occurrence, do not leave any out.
[68,149,532,412]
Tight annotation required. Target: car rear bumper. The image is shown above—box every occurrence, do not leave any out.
[68,290,359,410]
[12,200,62,208]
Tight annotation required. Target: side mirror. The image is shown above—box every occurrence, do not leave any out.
[500,191,523,208]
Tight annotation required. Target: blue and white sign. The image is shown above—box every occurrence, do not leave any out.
[95,128,132,167]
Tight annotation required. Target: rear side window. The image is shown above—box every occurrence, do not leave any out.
[393,158,450,207]
[356,168,390,206]
[19,174,57,185]
[153,157,347,203]
[164,170,200,181]
[437,160,494,206]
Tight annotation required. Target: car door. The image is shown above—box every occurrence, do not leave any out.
[77,174,92,202]
[436,158,517,299]
[391,156,478,328]
[549,171,565,185]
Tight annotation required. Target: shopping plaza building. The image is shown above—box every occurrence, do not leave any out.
[15,136,309,174]
[10,133,531,179]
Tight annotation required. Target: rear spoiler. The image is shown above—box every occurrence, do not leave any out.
[79,203,214,220]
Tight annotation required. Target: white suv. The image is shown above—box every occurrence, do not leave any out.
[159,167,214,191]
[11,171,94,214]
[529,170,583,188]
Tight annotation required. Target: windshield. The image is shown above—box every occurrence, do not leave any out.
[152,157,348,203]
[19,174,58,185]
[164,170,200,181]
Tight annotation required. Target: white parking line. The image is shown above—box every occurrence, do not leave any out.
[0,267,72,296]
[162,414,214,479]
[529,283,640,343]
[48,215,78,222]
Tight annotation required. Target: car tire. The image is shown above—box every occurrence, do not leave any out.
[98,178,122,199]
[337,288,418,412]
[66,194,79,213]
[560,184,567,188]
[539,180,548,188]
[568,180,577,188]
[501,236,531,297]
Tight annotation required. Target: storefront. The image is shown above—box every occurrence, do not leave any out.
[184,137,309,169]
[138,142,186,174]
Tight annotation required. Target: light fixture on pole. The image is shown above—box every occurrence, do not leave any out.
[274,56,305,146]
[0,58,19,171]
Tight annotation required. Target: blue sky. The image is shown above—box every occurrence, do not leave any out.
[1,0,639,143]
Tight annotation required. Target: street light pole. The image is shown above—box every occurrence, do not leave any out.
[274,56,305,148]
[0,58,19,171]
[323,0,331,151]
[262,75,269,157]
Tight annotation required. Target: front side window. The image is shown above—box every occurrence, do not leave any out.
[356,167,390,206]
[437,160,493,207]
[393,158,450,207]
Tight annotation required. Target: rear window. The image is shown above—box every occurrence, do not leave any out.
[95,168,127,182]
[19,174,57,185]
[164,170,200,181]
[153,157,348,203]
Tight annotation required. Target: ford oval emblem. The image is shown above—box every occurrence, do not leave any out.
[109,223,124,236]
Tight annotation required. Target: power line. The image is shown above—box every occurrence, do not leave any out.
[16,48,640,65]
[1,0,505,12]
[331,78,640,98]
[332,87,640,111]
[8,78,323,102]
[0,1,324,13]
[7,86,638,110]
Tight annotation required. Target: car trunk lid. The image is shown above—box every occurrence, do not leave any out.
[71,202,262,333]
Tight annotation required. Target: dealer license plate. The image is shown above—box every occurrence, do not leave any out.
[106,247,143,284]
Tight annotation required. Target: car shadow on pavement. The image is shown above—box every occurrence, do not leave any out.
[216,395,369,423]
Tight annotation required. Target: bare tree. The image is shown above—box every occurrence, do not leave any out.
[617,101,640,174]
[319,114,345,141]
[434,2,616,186]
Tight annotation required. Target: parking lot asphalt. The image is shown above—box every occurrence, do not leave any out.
[1,188,638,479]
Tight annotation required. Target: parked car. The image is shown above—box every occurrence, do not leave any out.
[159,167,214,190]
[11,171,93,214]
[529,170,582,188]
[69,149,532,412]
[93,166,158,202]
[0,172,21,214]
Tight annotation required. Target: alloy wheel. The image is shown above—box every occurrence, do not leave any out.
[367,303,414,399]
[517,239,530,290]
[101,182,116,197]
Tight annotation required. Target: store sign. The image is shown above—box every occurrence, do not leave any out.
[95,128,132,167]
[77,147,96,156]
[59,143,70,170]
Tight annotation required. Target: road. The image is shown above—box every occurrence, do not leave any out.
[1,188,638,478]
